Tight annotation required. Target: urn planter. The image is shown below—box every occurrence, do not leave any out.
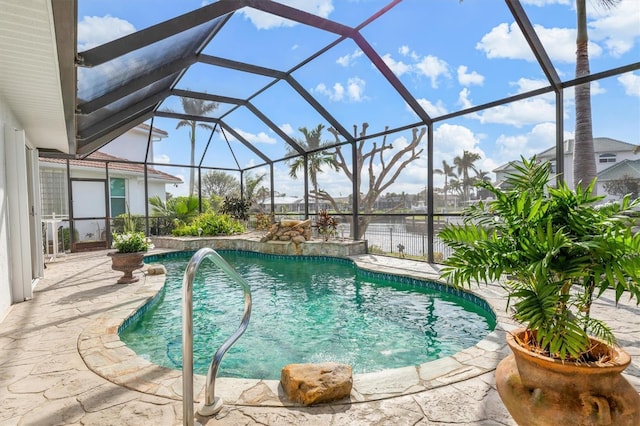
[495,329,640,426]
[108,251,145,284]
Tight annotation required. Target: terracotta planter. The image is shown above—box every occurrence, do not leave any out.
[496,328,640,426]
[108,251,145,284]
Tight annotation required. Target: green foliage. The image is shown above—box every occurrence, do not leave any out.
[149,195,202,226]
[221,196,250,220]
[112,231,152,253]
[315,209,338,240]
[439,156,640,361]
[112,213,146,235]
[172,212,245,236]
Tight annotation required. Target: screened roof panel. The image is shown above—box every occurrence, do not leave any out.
[521,1,640,78]
[157,95,236,119]
[64,0,639,182]
[292,37,422,136]
[201,6,340,70]
[218,105,293,163]
[173,62,277,100]
[361,1,550,114]
[249,79,334,153]
[77,17,225,102]
[200,120,271,170]
[77,73,180,138]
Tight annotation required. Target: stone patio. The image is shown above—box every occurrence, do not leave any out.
[0,249,638,425]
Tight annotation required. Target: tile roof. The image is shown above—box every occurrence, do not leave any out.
[39,151,182,183]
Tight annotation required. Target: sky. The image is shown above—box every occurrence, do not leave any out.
[77,0,640,198]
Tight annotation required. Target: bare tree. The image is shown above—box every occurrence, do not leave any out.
[318,123,426,239]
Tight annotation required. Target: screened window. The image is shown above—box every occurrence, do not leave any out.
[40,168,68,217]
[599,153,616,164]
[110,178,126,217]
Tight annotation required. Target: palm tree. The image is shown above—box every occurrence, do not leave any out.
[474,169,492,200]
[453,150,481,202]
[286,124,338,214]
[434,160,457,209]
[175,96,218,196]
[573,0,620,194]
[244,172,266,210]
[448,178,463,209]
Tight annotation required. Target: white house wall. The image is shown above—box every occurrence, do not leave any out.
[0,98,16,320]
[0,97,37,321]
[100,127,156,163]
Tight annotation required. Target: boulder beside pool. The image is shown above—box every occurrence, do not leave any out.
[280,362,353,405]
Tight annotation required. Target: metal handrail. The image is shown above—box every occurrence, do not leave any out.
[182,248,252,425]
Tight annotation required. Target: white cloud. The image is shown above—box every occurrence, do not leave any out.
[228,129,277,144]
[476,23,534,61]
[475,98,556,127]
[280,123,295,136]
[511,78,549,94]
[77,15,136,51]
[154,154,170,164]
[416,98,448,117]
[457,65,484,86]
[588,1,640,58]
[240,0,334,30]
[381,54,412,76]
[313,77,365,102]
[434,124,481,156]
[476,16,626,64]
[314,82,344,101]
[337,49,364,67]
[346,77,366,101]
[414,55,451,89]
[495,122,557,162]
[618,72,640,97]
[458,88,474,109]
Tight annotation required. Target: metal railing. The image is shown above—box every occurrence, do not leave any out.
[182,248,252,425]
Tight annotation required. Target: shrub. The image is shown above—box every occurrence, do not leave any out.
[172,212,245,236]
[112,231,152,253]
[221,197,250,221]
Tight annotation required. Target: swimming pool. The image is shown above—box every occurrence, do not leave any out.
[120,251,496,380]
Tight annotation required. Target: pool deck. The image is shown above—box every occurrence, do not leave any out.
[1,249,638,425]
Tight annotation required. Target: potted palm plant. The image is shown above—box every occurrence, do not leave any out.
[439,157,640,425]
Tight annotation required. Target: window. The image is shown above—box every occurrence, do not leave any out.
[40,168,68,217]
[110,178,126,217]
[599,153,616,164]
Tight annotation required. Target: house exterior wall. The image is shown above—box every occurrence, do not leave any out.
[0,97,36,321]
[99,126,158,163]
[496,140,638,199]
[41,162,170,241]
[0,98,14,320]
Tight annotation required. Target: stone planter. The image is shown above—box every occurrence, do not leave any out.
[496,328,640,425]
[108,251,145,284]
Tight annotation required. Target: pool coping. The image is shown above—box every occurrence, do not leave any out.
[77,251,518,408]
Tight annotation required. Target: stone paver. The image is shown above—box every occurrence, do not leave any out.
[0,248,637,425]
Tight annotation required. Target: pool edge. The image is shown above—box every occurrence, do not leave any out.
[78,250,517,407]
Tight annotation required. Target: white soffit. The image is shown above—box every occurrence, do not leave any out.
[0,0,68,152]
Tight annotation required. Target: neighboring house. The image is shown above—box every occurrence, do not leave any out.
[494,137,640,201]
[39,125,181,251]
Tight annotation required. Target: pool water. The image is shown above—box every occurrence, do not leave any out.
[120,251,495,380]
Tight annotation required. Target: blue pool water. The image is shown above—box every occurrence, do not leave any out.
[119,251,496,380]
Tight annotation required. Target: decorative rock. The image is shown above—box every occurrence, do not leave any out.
[261,219,312,243]
[146,264,166,275]
[280,362,353,405]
